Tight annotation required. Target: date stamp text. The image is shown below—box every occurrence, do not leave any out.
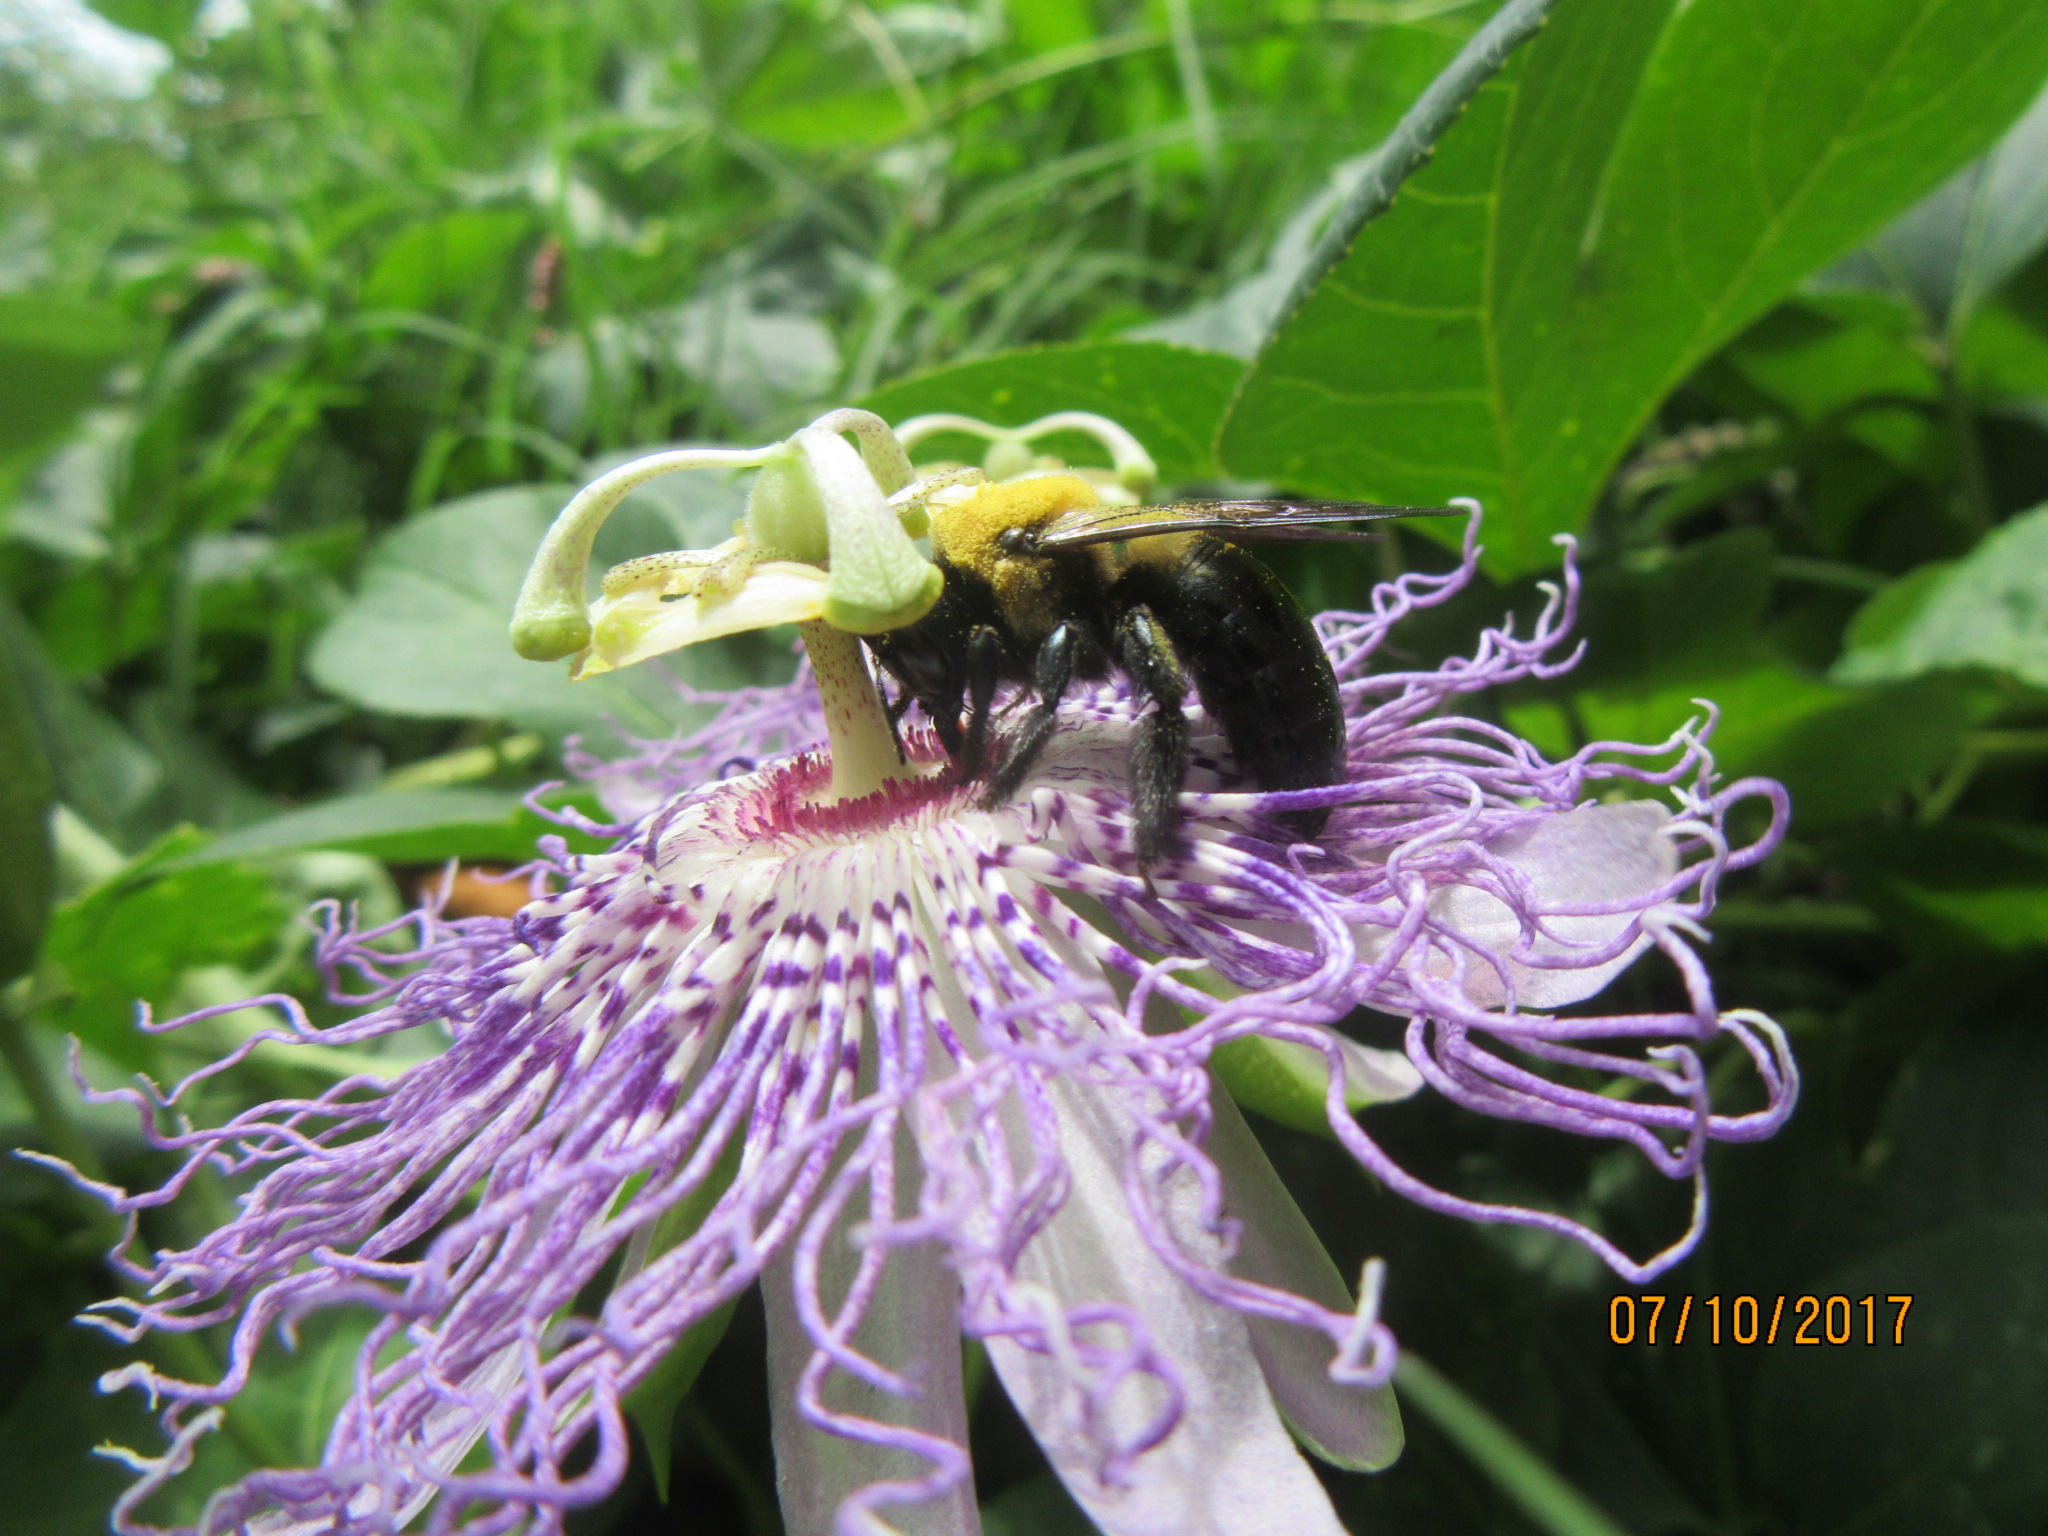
[1608,1294,1913,1346]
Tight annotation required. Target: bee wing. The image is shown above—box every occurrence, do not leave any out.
[1031,498,1462,551]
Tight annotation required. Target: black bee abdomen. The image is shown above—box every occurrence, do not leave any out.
[1114,537,1346,837]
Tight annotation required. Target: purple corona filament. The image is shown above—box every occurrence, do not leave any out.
[49,521,1794,1536]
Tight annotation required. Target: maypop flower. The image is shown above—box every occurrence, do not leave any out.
[56,409,1796,1536]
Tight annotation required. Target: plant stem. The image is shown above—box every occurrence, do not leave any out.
[798,621,918,803]
[1940,364,1994,537]
[1395,1352,1631,1536]
[1286,0,1559,323]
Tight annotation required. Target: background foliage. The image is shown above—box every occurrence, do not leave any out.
[4,0,2047,1531]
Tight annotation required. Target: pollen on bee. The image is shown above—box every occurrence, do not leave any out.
[929,473,1103,571]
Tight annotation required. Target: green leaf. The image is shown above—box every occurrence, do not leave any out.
[631,1300,739,1503]
[1737,674,1979,829]
[622,1131,745,1502]
[858,342,1247,485]
[224,1310,380,1469]
[0,295,131,483]
[1829,80,2048,337]
[1834,503,2048,688]
[981,1472,1096,1536]
[0,597,160,835]
[1513,663,1975,831]
[1873,1002,2048,1231]
[37,830,286,1073]
[308,486,707,747]
[1750,1215,2048,1536]
[360,209,532,315]
[0,1327,172,1536]
[86,0,202,45]
[729,25,912,149]
[165,787,607,869]
[1724,295,1943,472]
[1498,534,1977,828]
[1957,300,2048,401]
[1840,820,2048,952]
[1555,532,1777,695]
[1006,0,1096,55]
[1222,0,2048,574]
[0,629,55,987]
[1210,1034,1392,1140]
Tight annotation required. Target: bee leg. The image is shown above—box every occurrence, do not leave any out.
[883,686,914,764]
[925,688,964,757]
[1111,606,1189,871]
[957,625,1005,784]
[982,622,1081,804]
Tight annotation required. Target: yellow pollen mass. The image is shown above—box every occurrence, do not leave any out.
[928,474,1102,638]
[928,473,1102,569]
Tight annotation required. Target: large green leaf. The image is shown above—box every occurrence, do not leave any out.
[1829,80,2048,338]
[308,486,709,746]
[1222,0,2048,575]
[1957,298,2048,402]
[859,342,1246,485]
[1736,674,1980,829]
[1509,666,1976,830]
[1833,503,2048,688]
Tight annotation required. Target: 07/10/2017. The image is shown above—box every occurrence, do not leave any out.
[1609,1294,1912,1346]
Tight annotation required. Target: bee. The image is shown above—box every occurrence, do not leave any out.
[864,473,1457,868]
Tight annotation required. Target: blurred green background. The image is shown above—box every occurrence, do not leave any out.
[3,0,2047,1531]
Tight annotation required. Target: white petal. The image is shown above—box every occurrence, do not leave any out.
[764,1166,980,1536]
[985,1075,1347,1536]
[1426,800,1678,1008]
[1206,1090,1402,1472]
[1333,1031,1424,1105]
[576,561,827,675]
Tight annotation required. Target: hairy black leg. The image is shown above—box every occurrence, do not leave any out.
[956,625,1005,783]
[928,692,963,756]
[1112,605,1188,869]
[883,686,915,764]
[983,622,1081,804]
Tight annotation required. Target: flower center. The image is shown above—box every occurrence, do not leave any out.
[734,747,968,843]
